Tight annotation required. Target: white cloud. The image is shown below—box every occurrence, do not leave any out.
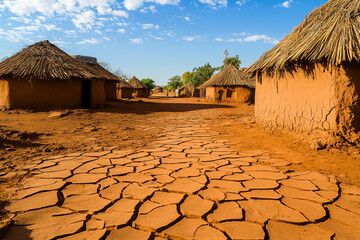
[184,16,190,21]
[215,37,241,42]
[235,0,250,6]
[140,23,160,30]
[198,0,227,9]
[103,36,110,40]
[112,10,129,17]
[275,0,293,8]
[183,36,202,41]
[76,38,99,44]
[244,34,279,44]
[129,38,143,44]
[123,0,180,11]
[72,10,96,30]
[117,28,125,33]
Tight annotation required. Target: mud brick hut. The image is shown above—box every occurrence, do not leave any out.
[0,40,110,109]
[247,0,360,143]
[128,76,149,97]
[117,79,133,99]
[179,82,200,97]
[71,55,118,101]
[199,64,255,103]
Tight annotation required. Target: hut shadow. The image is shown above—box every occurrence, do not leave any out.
[94,98,234,115]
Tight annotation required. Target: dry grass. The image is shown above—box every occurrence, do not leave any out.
[248,0,360,74]
[0,40,118,82]
[199,64,255,89]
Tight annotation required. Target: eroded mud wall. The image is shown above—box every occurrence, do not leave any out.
[8,78,81,109]
[0,79,10,109]
[104,81,117,101]
[91,79,106,107]
[206,86,252,103]
[117,88,132,99]
[255,64,338,132]
[132,89,148,98]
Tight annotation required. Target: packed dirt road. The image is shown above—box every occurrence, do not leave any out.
[0,94,359,239]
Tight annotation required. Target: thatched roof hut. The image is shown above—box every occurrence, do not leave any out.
[117,79,133,99]
[128,76,149,97]
[248,0,360,145]
[199,64,255,103]
[179,82,200,97]
[0,41,98,82]
[0,40,107,109]
[247,0,360,75]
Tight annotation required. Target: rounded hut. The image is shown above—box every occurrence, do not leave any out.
[0,40,109,109]
[117,79,133,99]
[247,0,360,143]
[128,76,149,98]
[199,64,255,103]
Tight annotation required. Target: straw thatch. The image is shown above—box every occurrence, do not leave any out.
[84,63,119,81]
[0,40,100,82]
[118,79,132,88]
[199,64,255,89]
[128,76,147,89]
[248,0,360,74]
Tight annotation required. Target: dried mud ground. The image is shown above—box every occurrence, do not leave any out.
[0,93,359,221]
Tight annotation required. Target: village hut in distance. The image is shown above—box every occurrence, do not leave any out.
[0,40,108,109]
[179,82,200,97]
[199,64,255,103]
[72,55,118,101]
[117,79,133,99]
[247,0,360,144]
[128,76,149,98]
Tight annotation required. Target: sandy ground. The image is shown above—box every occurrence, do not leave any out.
[0,93,359,220]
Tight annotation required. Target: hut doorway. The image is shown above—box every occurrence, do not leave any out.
[81,80,92,108]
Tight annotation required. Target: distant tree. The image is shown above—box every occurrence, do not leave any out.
[1,56,8,62]
[141,78,156,89]
[112,67,130,80]
[182,71,196,85]
[166,75,183,91]
[220,55,241,70]
[190,63,218,86]
[98,61,112,72]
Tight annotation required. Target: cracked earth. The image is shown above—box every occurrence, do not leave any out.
[3,122,360,240]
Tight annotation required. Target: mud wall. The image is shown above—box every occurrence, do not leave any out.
[8,78,82,109]
[255,64,339,132]
[91,79,106,107]
[0,80,10,109]
[206,86,253,103]
[104,80,117,101]
[117,88,132,99]
[132,88,148,98]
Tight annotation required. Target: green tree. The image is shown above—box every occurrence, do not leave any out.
[182,71,196,85]
[141,78,156,89]
[221,55,241,70]
[190,63,218,86]
[166,75,183,91]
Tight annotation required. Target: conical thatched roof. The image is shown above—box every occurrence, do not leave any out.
[84,63,119,81]
[248,0,360,74]
[128,76,147,89]
[199,64,255,89]
[0,40,100,81]
[118,79,132,88]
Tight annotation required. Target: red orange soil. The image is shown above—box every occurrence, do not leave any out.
[0,94,359,220]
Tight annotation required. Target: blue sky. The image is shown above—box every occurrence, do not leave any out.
[0,0,328,85]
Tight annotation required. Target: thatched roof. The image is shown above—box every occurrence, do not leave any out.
[128,76,147,89]
[118,79,132,88]
[0,40,100,81]
[199,64,255,89]
[248,0,360,74]
[84,63,119,81]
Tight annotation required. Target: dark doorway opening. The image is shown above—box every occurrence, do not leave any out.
[227,89,233,98]
[81,80,92,108]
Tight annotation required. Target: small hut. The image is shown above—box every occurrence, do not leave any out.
[247,0,360,143]
[153,86,163,93]
[72,55,118,101]
[117,79,133,99]
[0,40,107,109]
[199,64,255,103]
[128,76,149,98]
[179,82,200,97]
